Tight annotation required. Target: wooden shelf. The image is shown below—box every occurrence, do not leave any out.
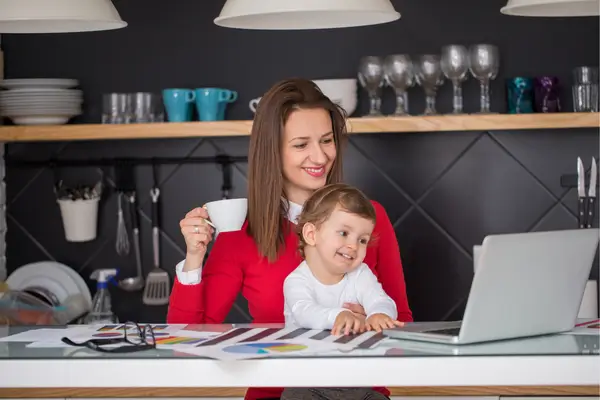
[0,113,597,142]
[1,385,598,398]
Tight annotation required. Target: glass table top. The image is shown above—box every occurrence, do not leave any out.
[0,323,598,360]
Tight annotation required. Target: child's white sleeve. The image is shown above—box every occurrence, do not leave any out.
[284,275,347,330]
[355,264,398,320]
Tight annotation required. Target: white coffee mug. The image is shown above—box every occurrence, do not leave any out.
[249,97,261,113]
[205,198,248,233]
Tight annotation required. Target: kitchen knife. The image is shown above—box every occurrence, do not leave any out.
[586,157,597,228]
[578,157,586,228]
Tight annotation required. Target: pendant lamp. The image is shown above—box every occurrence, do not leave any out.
[0,0,127,33]
[501,0,599,16]
[213,0,401,30]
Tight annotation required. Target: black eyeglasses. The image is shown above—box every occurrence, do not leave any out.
[62,322,157,353]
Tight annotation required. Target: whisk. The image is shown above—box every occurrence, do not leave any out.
[115,192,130,256]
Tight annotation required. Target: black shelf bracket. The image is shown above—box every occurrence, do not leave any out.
[215,155,233,199]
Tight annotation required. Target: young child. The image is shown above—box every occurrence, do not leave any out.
[283,183,403,336]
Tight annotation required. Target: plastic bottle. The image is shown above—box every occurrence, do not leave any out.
[84,269,118,324]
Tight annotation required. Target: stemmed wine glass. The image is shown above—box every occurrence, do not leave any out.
[358,56,385,116]
[383,55,415,116]
[469,44,500,114]
[441,45,470,114]
[415,55,444,115]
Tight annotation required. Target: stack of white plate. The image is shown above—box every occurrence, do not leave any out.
[0,78,83,125]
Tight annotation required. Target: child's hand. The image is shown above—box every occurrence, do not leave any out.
[365,313,404,332]
[332,310,365,336]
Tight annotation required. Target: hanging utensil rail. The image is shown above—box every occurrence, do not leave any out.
[5,154,240,213]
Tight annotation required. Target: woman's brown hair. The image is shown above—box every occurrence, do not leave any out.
[296,183,376,259]
[247,78,348,262]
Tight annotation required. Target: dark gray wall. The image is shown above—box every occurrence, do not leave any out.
[3,0,599,323]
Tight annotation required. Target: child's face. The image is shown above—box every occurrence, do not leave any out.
[303,205,375,274]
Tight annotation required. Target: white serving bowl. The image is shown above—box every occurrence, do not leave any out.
[313,78,358,116]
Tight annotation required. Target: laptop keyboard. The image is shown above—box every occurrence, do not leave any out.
[423,327,461,336]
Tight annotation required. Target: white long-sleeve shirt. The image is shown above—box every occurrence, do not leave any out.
[283,260,397,330]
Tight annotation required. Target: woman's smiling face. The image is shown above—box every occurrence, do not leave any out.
[281,107,337,204]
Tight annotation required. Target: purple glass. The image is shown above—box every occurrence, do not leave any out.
[534,76,561,113]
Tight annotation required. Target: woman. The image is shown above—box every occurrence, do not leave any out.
[167,78,413,400]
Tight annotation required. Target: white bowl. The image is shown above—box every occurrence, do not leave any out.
[248,79,358,116]
[8,115,76,125]
[0,107,81,115]
[0,100,82,105]
[313,78,357,116]
[0,78,79,90]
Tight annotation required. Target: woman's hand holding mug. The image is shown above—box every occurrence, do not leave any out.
[179,206,214,271]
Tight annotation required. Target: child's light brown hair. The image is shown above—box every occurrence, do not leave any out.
[296,183,376,258]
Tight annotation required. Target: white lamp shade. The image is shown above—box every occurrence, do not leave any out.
[0,0,127,33]
[214,0,400,30]
[501,0,600,16]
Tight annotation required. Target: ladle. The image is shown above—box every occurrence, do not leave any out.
[118,191,144,291]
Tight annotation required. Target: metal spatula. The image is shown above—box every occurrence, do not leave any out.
[142,187,170,306]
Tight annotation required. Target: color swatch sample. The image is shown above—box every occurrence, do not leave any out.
[155,336,209,346]
[96,325,121,332]
[573,319,600,334]
[128,331,170,338]
[95,324,170,332]
[179,338,343,360]
[194,327,386,351]
[195,327,253,347]
[148,324,169,330]
[222,342,308,355]
[92,332,122,338]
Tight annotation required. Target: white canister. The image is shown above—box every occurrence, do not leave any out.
[57,197,100,242]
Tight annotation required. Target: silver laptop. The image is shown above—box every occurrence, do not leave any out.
[384,228,599,345]
[386,330,598,356]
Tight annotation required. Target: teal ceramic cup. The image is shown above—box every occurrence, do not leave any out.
[195,88,238,121]
[162,89,196,122]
